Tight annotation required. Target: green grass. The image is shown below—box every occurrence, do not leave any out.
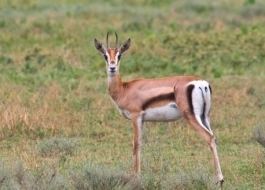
[0,0,265,189]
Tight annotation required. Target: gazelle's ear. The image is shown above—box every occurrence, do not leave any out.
[120,38,131,54]
[94,38,106,54]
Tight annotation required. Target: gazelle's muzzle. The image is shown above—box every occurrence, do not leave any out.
[109,66,116,73]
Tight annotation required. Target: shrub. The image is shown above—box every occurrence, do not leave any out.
[31,167,69,190]
[70,163,142,190]
[253,125,265,148]
[37,137,78,157]
[0,161,69,190]
[168,169,216,190]
[0,160,220,190]
[142,167,216,190]
[0,161,31,190]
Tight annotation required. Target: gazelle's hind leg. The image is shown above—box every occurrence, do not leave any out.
[184,114,224,185]
[174,81,224,186]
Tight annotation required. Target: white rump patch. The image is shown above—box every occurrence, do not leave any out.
[188,80,213,135]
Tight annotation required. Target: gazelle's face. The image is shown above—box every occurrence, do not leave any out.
[104,48,121,75]
[94,33,130,76]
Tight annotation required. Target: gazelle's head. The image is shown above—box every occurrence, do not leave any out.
[94,32,131,76]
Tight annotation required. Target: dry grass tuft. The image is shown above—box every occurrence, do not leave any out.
[0,83,85,139]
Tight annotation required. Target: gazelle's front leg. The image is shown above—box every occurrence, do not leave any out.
[131,113,143,174]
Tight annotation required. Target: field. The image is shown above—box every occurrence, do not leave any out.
[0,0,265,189]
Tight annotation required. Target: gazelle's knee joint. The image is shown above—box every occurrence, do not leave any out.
[209,136,218,149]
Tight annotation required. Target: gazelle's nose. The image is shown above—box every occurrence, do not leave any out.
[110,61,115,64]
[110,67,116,72]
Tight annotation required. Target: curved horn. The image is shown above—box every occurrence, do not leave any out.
[115,32,118,48]
[106,32,110,48]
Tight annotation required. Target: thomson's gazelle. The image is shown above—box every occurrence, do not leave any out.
[94,32,224,185]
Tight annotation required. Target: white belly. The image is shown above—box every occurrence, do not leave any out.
[143,103,182,122]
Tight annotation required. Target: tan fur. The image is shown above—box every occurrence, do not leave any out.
[108,74,199,112]
[107,48,118,63]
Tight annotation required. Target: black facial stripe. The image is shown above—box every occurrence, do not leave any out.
[118,54,121,60]
[103,54,108,61]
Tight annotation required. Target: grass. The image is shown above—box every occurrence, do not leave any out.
[0,0,265,189]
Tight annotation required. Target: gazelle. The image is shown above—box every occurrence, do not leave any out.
[94,32,224,185]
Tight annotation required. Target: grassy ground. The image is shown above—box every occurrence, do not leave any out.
[0,0,265,189]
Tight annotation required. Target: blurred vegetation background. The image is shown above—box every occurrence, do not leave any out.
[0,0,265,189]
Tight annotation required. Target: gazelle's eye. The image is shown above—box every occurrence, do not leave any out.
[103,54,108,61]
[118,54,121,61]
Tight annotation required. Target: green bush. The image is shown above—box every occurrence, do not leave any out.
[253,124,265,148]
[70,163,141,190]
[0,161,69,190]
[37,137,78,157]
[142,167,216,190]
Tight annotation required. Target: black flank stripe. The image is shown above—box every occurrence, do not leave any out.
[142,93,175,110]
[187,84,194,114]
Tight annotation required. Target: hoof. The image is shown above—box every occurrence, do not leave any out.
[130,170,141,178]
[216,178,224,188]
[220,179,224,187]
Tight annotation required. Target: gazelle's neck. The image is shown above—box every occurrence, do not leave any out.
[108,74,123,101]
